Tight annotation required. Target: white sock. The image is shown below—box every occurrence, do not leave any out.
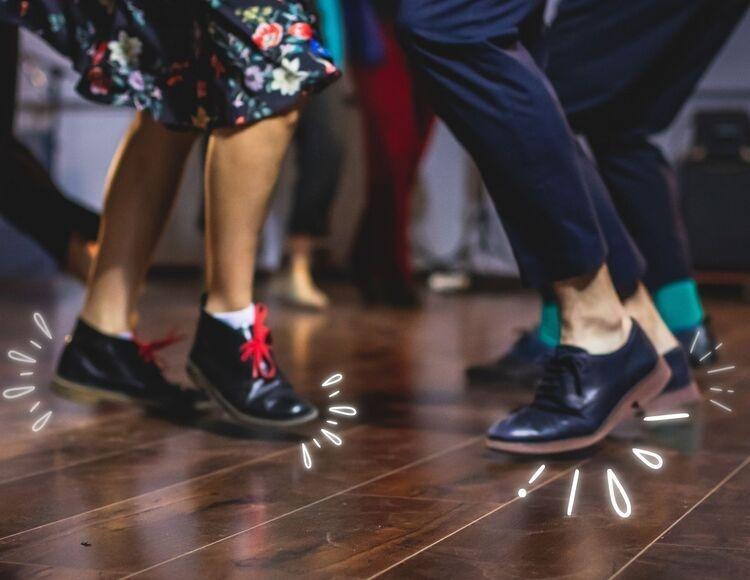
[115,331,134,340]
[210,303,256,333]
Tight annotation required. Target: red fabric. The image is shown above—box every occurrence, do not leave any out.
[239,304,277,379]
[350,21,434,289]
[134,331,182,366]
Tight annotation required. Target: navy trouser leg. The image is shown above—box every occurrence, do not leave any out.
[548,0,749,292]
[395,0,611,287]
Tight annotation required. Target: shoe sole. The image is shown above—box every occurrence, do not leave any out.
[52,374,155,407]
[186,360,319,428]
[643,381,702,414]
[485,356,671,455]
[51,375,213,411]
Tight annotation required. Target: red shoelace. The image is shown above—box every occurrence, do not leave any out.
[134,331,183,367]
[239,303,277,380]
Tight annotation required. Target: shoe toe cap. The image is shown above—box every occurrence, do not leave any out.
[264,392,317,420]
[487,407,584,443]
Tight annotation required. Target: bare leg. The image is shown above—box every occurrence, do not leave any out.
[204,111,299,314]
[81,112,197,334]
[555,264,632,354]
[271,235,329,309]
[624,284,679,355]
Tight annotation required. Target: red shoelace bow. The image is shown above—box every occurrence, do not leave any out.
[239,304,277,380]
[134,331,183,367]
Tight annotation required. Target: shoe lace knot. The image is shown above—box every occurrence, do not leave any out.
[534,349,587,413]
[239,304,277,380]
[134,331,183,368]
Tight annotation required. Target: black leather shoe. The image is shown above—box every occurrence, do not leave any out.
[644,346,702,413]
[674,317,719,367]
[187,304,318,427]
[53,319,201,412]
[486,321,671,455]
[466,330,553,386]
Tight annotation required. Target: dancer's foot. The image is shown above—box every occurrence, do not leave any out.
[269,271,329,310]
[674,318,720,367]
[53,319,201,412]
[187,303,318,427]
[644,346,702,413]
[485,321,670,455]
[65,232,98,282]
[465,330,553,387]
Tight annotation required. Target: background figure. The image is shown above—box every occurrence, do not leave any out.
[549,0,749,356]
[466,0,749,387]
[0,23,99,281]
[345,0,434,307]
[270,0,347,310]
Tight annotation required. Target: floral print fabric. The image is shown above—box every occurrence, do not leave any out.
[0,0,340,130]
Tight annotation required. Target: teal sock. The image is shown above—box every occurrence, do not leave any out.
[653,279,704,332]
[536,301,561,347]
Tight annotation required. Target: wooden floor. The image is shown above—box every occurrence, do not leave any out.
[1,277,749,579]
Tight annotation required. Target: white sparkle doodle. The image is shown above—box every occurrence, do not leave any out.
[566,469,580,517]
[2,386,36,399]
[320,429,343,446]
[33,312,53,340]
[3,312,56,432]
[632,448,664,470]
[517,464,546,498]
[8,350,36,364]
[329,406,357,417]
[321,373,343,388]
[32,411,53,432]
[709,399,732,413]
[299,373,359,470]
[643,412,690,422]
[527,338,741,520]
[301,443,313,470]
[607,469,632,518]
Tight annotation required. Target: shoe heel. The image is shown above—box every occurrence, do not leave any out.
[644,381,702,414]
[628,357,673,415]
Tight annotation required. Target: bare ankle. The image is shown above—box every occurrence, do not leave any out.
[624,285,678,355]
[560,314,631,354]
[204,292,253,314]
[555,265,631,354]
[79,308,132,336]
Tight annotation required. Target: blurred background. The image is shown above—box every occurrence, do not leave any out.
[3,8,750,298]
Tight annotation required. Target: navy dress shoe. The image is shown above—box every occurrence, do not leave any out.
[466,330,553,386]
[674,318,719,367]
[486,321,671,455]
[53,319,201,412]
[645,346,702,413]
[187,304,318,427]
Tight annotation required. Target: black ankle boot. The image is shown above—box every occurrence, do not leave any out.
[53,319,201,412]
[187,304,318,427]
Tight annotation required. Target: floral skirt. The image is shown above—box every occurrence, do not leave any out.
[0,0,340,130]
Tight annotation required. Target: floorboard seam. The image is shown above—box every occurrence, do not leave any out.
[345,491,496,505]
[366,460,587,579]
[0,430,189,487]
[0,426,362,544]
[652,542,750,553]
[121,435,485,578]
[609,454,750,579]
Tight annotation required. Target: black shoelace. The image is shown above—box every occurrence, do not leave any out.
[532,350,587,415]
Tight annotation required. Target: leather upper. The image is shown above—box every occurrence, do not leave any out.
[487,321,660,444]
[189,309,315,421]
[57,319,198,409]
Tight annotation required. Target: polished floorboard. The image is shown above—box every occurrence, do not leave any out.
[0,277,748,579]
